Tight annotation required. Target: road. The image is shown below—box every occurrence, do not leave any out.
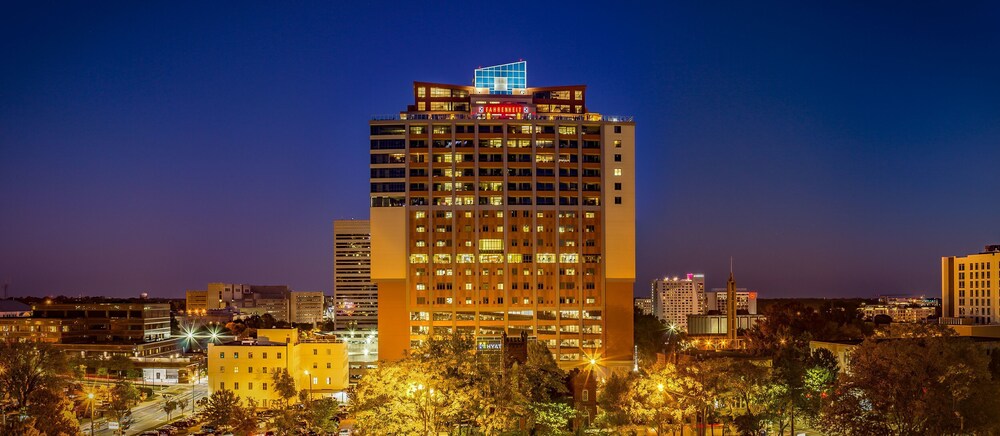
[83,381,208,436]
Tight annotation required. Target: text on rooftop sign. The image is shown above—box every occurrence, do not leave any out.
[477,104,534,116]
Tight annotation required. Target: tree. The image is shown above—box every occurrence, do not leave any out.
[106,355,135,380]
[626,363,702,435]
[231,398,260,436]
[595,371,634,431]
[271,369,297,407]
[24,387,81,436]
[0,342,70,412]
[350,360,422,434]
[107,381,140,435]
[304,397,341,433]
[272,408,302,436]
[818,336,1000,435]
[634,309,667,366]
[202,389,242,429]
[529,402,579,435]
[163,399,178,422]
[711,359,774,436]
[521,341,568,403]
[176,398,189,416]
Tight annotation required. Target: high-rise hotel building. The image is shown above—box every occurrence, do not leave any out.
[369,62,635,368]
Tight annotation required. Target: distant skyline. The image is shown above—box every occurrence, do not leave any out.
[2,2,999,298]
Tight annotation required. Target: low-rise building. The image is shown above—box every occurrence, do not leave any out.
[32,302,171,343]
[0,300,32,318]
[705,289,758,314]
[860,304,937,323]
[207,328,349,408]
[686,314,766,336]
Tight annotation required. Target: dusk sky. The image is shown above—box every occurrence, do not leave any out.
[2,2,999,299]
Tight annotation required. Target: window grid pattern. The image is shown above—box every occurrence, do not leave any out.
[474,62,527,95]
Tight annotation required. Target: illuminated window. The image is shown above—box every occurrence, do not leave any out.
[430,87,452,97]
[410,254,428,264]
[560,253,579,263]
[416,226,426,233]
[479,239,503,251]
[537,254,556,263]
[508,254,523,263]
[480,254,504,263]
[415,211,426,219]
[433,254,452,263]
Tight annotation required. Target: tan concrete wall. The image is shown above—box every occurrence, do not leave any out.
[602,124,635,281]
[376,279,409,360]
[371,208,407,281]
[604,279,634,365]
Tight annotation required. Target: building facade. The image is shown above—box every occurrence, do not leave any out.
[705,289,758,314]
[942,245,1000,325]
[186,283,293,321]
[370,61,635,368]
[207,329,349,408]
[290,291,325,325]
[860,304,937,323]
[651,274,705,331]
[32,302,171,343]
[633,297,653,316]
[333,220,377,331]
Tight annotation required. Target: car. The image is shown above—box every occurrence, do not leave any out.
[338,430,351,436]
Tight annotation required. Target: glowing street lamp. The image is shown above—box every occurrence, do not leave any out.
[304,370,313,401]
[87,392,96,436]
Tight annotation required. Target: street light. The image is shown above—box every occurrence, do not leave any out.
[87,392,95,436]
[304,370,313,401]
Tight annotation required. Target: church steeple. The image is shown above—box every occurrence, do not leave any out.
[727,258,737,341]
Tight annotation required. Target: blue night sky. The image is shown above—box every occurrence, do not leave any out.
[2,2,999,298]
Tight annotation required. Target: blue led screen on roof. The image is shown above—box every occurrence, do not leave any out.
[474,61,526,95]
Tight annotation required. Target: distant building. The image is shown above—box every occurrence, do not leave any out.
[290,291,324,325]
[207,328,349,407]
[332,220,376,331]
[860,295,938,323]
[686,314,766,336]
[942,244,1000,325]
[186,283,294,321]
[0,300,32,318]
[652,274,705,331]
[705,288,758,314]
[0,302,183,369]
[0,318,65,343]
[32,302,171,343]
[633,297,653,316]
